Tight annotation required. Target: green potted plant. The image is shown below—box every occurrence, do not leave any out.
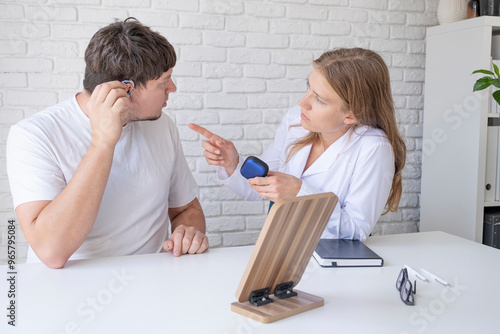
[472,63,500,105]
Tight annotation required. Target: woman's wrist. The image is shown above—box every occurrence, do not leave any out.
[223,156,239,177]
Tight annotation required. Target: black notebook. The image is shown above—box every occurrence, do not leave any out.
[313,239,384,267]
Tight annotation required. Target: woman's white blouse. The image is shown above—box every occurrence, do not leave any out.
[217,105,395,241]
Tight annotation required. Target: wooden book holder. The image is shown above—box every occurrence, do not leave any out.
[231,192,338,323]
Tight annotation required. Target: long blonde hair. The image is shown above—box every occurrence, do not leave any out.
[287,48,406,213]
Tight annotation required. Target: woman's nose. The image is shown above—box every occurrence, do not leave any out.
[298,92,310,109]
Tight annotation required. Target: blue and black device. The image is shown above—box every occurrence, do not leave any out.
[240,156,269,179]
[121,79,134,97]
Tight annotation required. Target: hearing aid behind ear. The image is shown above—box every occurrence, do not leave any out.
[121,79,135,97]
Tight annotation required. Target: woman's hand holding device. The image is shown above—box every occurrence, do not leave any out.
[190,123,302,201]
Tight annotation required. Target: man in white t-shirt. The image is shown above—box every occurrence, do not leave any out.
[6,18,208,268]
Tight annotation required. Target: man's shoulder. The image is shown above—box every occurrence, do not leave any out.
[14,98,79,131]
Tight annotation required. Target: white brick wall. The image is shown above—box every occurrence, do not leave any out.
[0,0,438,265]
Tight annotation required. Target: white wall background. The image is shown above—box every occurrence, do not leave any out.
[0,0,438,264]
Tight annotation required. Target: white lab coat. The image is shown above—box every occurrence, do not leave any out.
[218,105,395,241]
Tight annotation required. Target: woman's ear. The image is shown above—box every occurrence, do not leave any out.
[344,112,357,125]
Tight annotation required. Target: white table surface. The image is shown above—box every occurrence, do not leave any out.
[1,231,499,334]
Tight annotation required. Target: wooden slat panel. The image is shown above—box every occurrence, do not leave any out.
[235,192,338,303]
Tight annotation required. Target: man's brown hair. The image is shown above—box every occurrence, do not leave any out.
[83,17,176,93]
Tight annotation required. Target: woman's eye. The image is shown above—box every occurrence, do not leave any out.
[316,96,324,104]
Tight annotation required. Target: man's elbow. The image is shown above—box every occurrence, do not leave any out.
[37,249,70,269]
[44,258,67,269]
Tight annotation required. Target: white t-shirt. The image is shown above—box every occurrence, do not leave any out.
[219,105,395,241]
[7,95,198,263]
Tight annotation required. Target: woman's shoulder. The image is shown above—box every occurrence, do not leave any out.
[361,127,389,141]
[351,126,392,151]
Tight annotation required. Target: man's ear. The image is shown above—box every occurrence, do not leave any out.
[344,112,358,125]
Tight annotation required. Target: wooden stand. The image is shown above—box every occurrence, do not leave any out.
[231,290,324,324]
[231,193,338,324]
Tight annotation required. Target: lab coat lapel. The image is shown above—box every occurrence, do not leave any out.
[301,144,337,177]
[288,144,311,178]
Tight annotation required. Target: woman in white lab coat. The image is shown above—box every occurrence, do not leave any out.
[190,48,406,241]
